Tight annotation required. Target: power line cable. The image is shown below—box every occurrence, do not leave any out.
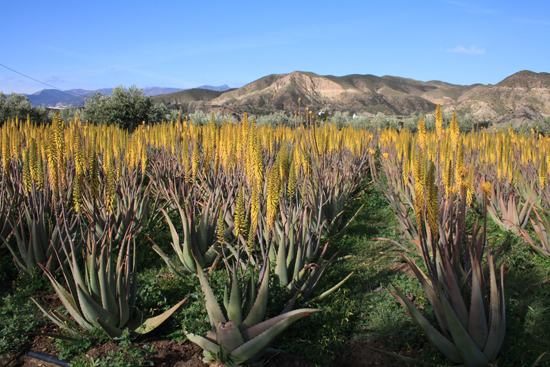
[0,63,90,97]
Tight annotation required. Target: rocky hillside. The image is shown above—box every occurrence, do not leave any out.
[163,70,549,123]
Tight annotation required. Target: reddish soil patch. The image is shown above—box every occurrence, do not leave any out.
[139,339,208,367]
[1,332,318,367]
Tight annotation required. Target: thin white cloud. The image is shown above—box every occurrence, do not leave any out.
[449,45,485,55]
[444,0,495,14]
[44,75,65,83]
[516,18,550,26]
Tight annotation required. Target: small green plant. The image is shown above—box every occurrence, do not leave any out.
[71,330,156,367]
[54,328,109,361]
[0,269,49,358]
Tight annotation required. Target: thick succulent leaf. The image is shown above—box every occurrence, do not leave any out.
[160,209,185,264]
[240,263,270,331]
[442,254,469,331]
[275,233,289,286]
[230,308,317,364]
[31,297,67,330]
[438,285,490,366]
[99,246,118,318]
[228,268,243,325]
[117,265,131,328]
[497,264,506,355]
[482,257,505,360]
[96,318,123,339]
[31,221,46,265]
[401,256,451,338]
[247,272,257,317]
[40,265,93,330]
[183,212,202,271]
[134,297,188,334]
[291,242,306,281]
[203,244,221,265]
[468,254,488,350]
[76,284,119,327]
[391,286,463,363]
[197,262,226,328]
[185,332,221,354]
[307,272,353,303]
[152,244,187,275]
[216,321,244,352]
[87,240,101,304]
[241,308,321,342]
[196,202,211,255]
[2,238,27,271]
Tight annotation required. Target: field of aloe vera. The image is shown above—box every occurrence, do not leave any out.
[0,107,549,367]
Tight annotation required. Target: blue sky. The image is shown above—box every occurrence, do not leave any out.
[1,0,549,94]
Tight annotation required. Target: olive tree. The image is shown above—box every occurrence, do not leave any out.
[0,92,49,125]
[82,85,170,130]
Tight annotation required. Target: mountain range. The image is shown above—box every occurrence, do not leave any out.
[13,71,550,123]
[153,70,549,123]
[23,85,231,108]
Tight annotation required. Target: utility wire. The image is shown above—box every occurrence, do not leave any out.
[0,63,90,97]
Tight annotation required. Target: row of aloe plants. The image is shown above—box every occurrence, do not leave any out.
[374,105,550,366]
[0,112,372,365]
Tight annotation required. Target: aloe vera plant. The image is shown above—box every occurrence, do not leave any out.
[82,168,157,246]
[2,185,77,274]
[267,205,353,311]
[477,182,534,235]
[387,179,506,366]
[33,210,187,339]
[186,261,320,366]
[517,208,550,257]
[153,188,226,275]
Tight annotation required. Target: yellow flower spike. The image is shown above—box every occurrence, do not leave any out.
[192,139,200,182]
[234,186,247,239]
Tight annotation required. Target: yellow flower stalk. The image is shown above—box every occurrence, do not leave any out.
[28,139,39,184]
[467,164,474,207]
[105,148,115,213]
[47,132,59,200]
[435,104,443,141]
[250,181,260,238]
[417,116,427,150]
[287,157,297,200]
[2,127,10,175]
[539,154,547,189]
[266,161,281,232]
[141,135,147,177]
[89,142,99,200]
[455,142,464,190]
[414,147,426,233]
[23,148,31,193]
[450,113,459,152]
[234,186,247,238]
[192,139,199,182]
[426,162,439,240]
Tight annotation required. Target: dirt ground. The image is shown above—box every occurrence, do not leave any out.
[0,293,412,367]
[0,332,416,367]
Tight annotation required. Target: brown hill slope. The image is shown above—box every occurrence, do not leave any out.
[153,70,550,122]
[151,88,226,107]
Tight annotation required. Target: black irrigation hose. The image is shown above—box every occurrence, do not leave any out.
[1,344,29,367]
[25,350,71,367]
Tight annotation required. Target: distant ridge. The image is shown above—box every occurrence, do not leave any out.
[7,71,550,123]
[151,88,226,107]
[197,84,231,92]
[21,86,226,107]
[157,70,549,123]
